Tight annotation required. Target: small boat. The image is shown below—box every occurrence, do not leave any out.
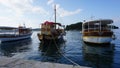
[37,5,65,41]
[82,19,115,44]
[37,21,65,41]
[0,26,32,43]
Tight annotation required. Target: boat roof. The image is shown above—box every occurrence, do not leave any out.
[43,21,61,26]
[0,26,17,30]
[83,19,113,25]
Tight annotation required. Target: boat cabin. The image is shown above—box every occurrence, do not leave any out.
[41,21,63,35]
[18,26,32,34]
[82,19,113,33]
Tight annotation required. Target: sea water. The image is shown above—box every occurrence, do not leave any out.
[0,29,120,68]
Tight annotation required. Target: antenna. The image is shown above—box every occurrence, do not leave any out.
[23,22,26,28]
[54,4,56,29]
[54,4,56,23]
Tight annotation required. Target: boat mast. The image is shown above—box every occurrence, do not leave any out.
[54,4,56,29]
[100,20,101,32]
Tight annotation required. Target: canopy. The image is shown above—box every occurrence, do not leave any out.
[43,21,61,26]
[0,26,17,30]
[83,19,113,25]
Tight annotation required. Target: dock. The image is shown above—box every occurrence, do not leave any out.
[0,57,90,68]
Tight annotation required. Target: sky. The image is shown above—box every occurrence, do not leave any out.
[0,0,120,28]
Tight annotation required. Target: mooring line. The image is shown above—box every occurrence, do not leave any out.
[51,34,80,68]
[40,39,54,61]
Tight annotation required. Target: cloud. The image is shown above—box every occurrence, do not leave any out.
[0,0,49,27]
[0,0,48,17]
[109,17,120,28]
[113,17,120,23]
[0,16,20,27]
[47,1,82,17]
[0,16,39,28]
[52,4,82,17]
[47,0,54,5]
[58,8,82,17]
[0,0,82,27]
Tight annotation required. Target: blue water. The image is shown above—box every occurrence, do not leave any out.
[0,29,120,68]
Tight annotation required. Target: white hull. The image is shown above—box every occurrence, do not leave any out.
[0,33,32,42]
[83,36,113,44]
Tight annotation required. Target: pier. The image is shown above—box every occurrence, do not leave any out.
[0,57,90,68]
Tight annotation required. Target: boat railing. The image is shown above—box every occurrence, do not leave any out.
[0,29,19,35]
[18,28,32,35]
[83,27,111,32]
[0,29,32,36]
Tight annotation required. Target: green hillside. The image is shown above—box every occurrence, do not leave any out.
[65,22,83,31]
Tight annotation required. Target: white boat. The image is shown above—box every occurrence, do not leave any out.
[82,19,115,44]
[0,26,32,43]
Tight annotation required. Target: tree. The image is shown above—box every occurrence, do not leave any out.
[65,22,83,30]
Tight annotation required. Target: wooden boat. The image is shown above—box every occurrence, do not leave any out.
[0,26,32,43]
[82,19,115,44]
[37,5,65,41]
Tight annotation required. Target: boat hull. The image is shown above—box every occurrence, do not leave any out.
[37,33,64,42]
[0,33,32,43]
[83,36,113,44]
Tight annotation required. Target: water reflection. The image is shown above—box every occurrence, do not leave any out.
[0,38,32,57]
[39,40,65,62]
[82,43,115,68]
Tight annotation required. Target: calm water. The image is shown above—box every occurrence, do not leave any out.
[0,30,120,68]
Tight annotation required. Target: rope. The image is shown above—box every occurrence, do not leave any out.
[51,34,81,68]
[40,39,53,61]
